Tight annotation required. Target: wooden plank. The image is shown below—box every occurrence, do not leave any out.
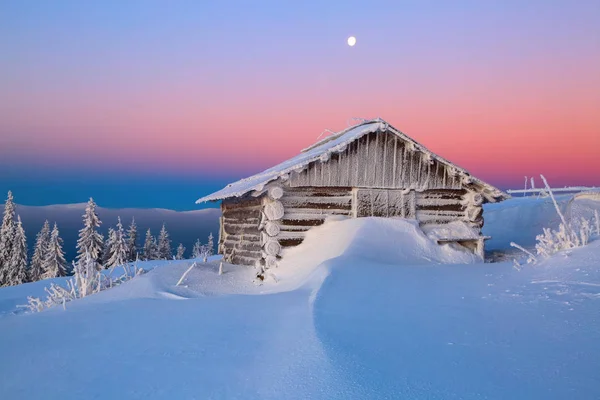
[277,231,306,240]
[223,240,262,252]
[392,136,398,187]
[222,196,263,210]
[416,203,465,212]
[278,224,312,232]
[355,189,371,217]
[283,187,351,197]
[222,208,262,220]
[279,218,325,226]
[406,190,416,218]
[223,217,259,227]
[283,207,351,215]
[353,138,361,186]
[223,233,261,242]
[279,238,304,247]
[223,223,260,235]
[371,189,388,217]
[388,190,404,217]
[280,195,352,209]
[362,134,369,186]
[229,255,259,266]
[416,189,467,199]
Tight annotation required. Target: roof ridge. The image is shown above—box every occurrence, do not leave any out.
[300,118,385,153]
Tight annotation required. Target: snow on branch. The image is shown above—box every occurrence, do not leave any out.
[512,175,600,267]
[22,252,145,313]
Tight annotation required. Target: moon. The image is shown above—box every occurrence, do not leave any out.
[347,36,356,47]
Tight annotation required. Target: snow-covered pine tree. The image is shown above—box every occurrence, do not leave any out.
[76,198,103,269]
[29,220,51,282]
[157,224,172,260]
[175,243,186,260]
[106,217,128,269]
[0,191,16,285]
[43,223,67,279]
[142,229,158,260]
[5,215,28,286]
[101,228,116,268]
[206,232,214,257]
[192,239,202,259]
[125,217,138,262]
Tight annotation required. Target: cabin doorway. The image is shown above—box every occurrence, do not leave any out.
[354,189,416,218]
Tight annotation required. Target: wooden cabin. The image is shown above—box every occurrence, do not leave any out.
[196,119,508,273]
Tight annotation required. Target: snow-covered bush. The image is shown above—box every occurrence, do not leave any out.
[512,175,599,266]
[192,233,214,262]
[24,253,144,312]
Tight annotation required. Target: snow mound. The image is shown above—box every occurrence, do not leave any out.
[272,217,477,291]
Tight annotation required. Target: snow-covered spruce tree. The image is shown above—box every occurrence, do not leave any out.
[0,191,16,285]
[43,223,67,279]
[125,217,138,262]
[192,239,202,259]
[76,198,103,269]
[157,224,172,260]
[142,229,158,260]
[29,220,51,282]
[101,228,116,267]
[175,243,186,260]
[106,217,128,269]
[5,215,28,286]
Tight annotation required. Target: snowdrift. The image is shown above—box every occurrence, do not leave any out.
[1,195,600,399]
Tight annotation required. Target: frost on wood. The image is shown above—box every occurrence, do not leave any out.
[264,221,280,237]
[264,201,284,221]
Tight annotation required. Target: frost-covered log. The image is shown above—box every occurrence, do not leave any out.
[264,201,284,221]
[264,221,280,237]
[263,239,281,257]
[268,186,284,200]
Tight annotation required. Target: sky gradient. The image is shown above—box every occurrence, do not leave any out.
[1,0,599,209]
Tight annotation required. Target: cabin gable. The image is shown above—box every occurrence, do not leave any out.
[289,130,464,191]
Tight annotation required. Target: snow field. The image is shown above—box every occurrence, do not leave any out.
[0,195,599,399]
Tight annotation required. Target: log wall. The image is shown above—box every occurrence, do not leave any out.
[415,189,467,225]
[271,187,352,249]
[220,195,263,266]
[289,131,464,190]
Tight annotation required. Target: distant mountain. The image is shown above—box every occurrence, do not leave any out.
[0,203,220,263]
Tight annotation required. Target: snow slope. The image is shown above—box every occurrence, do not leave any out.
[1,196,599,399]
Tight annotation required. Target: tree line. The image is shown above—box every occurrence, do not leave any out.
[0,192,214,287]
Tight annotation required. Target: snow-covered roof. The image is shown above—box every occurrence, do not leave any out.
[196,118,508,203]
